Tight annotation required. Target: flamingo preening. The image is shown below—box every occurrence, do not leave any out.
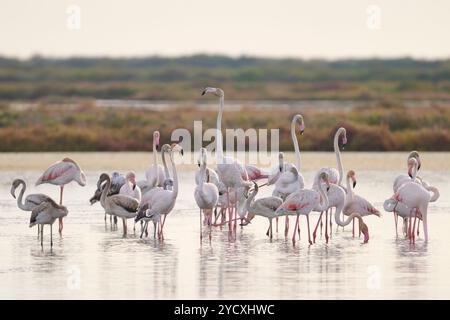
[391,157,439,243]
[243,182,283,239]
[343,170,380,238]
[29,198,68,247]
[35,157,86,235]
[98,173,140,236]
[141,131,165,193]
[275,172,330,245]
[194,148,219,241]
[201,87,252,241]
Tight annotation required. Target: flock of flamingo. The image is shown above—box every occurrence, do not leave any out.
[9,87,440,248]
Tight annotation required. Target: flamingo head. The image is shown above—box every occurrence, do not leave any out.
[319,172,331,191]
[407,157,418,178]
[240,214,253,226]
[201,87,224,98]
[341,128,348,148]
[163,178,174,190]
[135,204,149,223]
[197,147,207,167]
[359,220,370,243]
[278,152,284,172]
[299,119,305,135]
[98,173,110,185]
[347,170,356,188]
[10,179,23,198]
[408,150,421,171]
[153,131,160,150]
[126,171,137,189]
[77,171,87,187]
[171,143,184,156]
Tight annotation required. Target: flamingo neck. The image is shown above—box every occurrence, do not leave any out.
[216,96,224,164]
[315,176,329,212]
[16,181,27,211]
[245,187,258,213]
[334,129,344,186]
[169,153,178,197]
[100,177,111,207]
[161,146,170,180]
[345,175,354,201]
[291,116,302,170]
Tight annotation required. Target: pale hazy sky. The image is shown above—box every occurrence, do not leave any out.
[1,0,450,59]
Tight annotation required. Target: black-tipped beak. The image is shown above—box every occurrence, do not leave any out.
[279,166,283,173]
[418,164,421,170]
[133,184,136,190]
[353,181,357,188]
[181,149,184,156]
[156,144,160,151]
[201,90,206,96]
[12,194,16,199]
[300,130,304,135]
[197,163,201,167]
[408,173,413,178]
[326,186,330,192]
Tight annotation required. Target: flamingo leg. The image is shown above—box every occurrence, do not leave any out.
[329,208,333,238]
[276,217,279,233]
[234,189,238,239]
[417,218,420,236]
[352,217,355,238]
[50,224,53,247]
[40,225,43,248]
[140,221,146,238]
[412,209,418,243]
[394,211,398,238]
[409,208,413,242]
[37,225,40,239]
[307,214,312,245]
[58,185,64,235]
[153,221,157,239]
[200,209,203,241]
[313,211,323,243]
[292,214,299,245]
[325,209,329,243]
[284,216,289,238]
[269,219,273,239]
[226,188,232,241]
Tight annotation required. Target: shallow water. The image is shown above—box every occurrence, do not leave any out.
[0,152,449,299]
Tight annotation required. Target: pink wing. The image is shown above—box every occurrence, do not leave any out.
[36,161,75,185]
[245,165,269,181]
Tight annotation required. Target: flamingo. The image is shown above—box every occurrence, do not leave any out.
[29,198,68,247]
[135,204,161,239]
[243,182,283,239]
[35,157,86,235]
[272,114,306,237]
[136,144,182,239]
[392,151,422,193]
[312,127,347,237]
[201,87,252,240]
[90,172,125,205]
[11,178,54,238]
[343,170,380,237]
[275,172,330,245]
[141,131,165,192]
[98,173,140,236]
[194,148,219,241]
[119,172,142,202]
[392,157,439,243]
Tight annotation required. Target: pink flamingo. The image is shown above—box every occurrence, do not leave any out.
[393,158,439,243]
[343,170,380,238]
[275,172,330,245]
[35,157,86,234]
[201,87,252,240]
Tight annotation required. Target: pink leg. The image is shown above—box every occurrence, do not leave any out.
[292,214,299,245]
[412,209,418,243]
[312,212,324,243]
[234,190,238,239]
[325,209,329,243]
[59,185,64,235]
[352,217,355,238]
[227,189,232,241]
[329,208,333,237]
[409,208,413,242]
[417,218,420,236]
[200,209,203,241]
[307,214,312,245]
[284,216,289,237]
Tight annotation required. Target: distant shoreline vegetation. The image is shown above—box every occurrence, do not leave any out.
[0,102,449,152]
[0,55,449,151]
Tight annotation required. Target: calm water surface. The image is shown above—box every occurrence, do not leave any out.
[0,152,449,299]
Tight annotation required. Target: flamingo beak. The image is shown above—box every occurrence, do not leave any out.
[201,89,207,96]
[181,149,184,156]
[300,129,304,135]
[279,165,283,172]
[352,178,357,188]
[408,168,413,178]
